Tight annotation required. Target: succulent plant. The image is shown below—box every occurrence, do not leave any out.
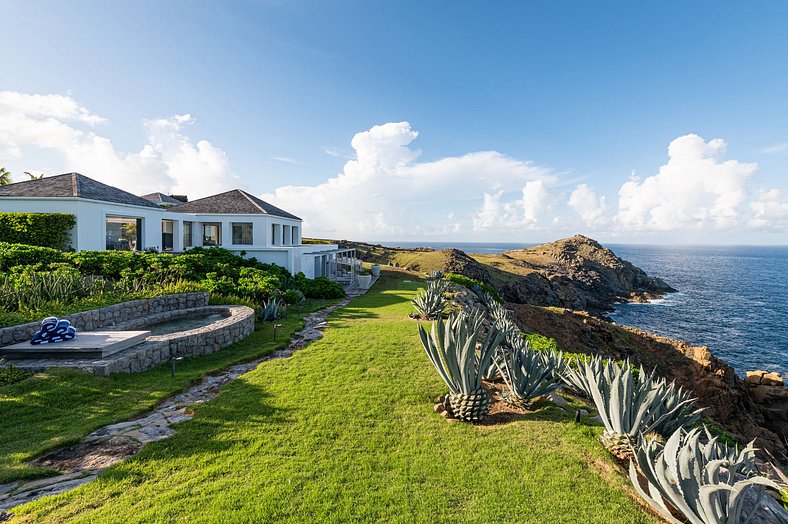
[428,269,444,280]
[471,283,497,308]
[630,427,780,524]
[418,309,505,421]
[259,298,284,322]
[643,372,705,437]
[585,359,703,451]
[497,340,561,407]
[560,354,603,398]
[412,280,449,320]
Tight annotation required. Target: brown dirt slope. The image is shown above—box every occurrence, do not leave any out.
[512,303,787,458]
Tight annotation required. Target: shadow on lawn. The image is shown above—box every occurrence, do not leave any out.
[97,380,294,483]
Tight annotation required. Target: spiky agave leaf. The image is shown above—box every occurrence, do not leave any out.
[412,280,449,320]
[584,359,705,449]
[259,298,284,322]
[630,427,781,524]
[560,354,603,398]
[497,340,561,407]
[417,309,504,421]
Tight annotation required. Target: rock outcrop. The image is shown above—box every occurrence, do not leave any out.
[511,304,788,459]
[479,235,674,314]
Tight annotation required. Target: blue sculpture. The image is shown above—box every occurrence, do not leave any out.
[30,316,77,345]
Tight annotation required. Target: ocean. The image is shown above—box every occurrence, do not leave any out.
[379,241,788,376]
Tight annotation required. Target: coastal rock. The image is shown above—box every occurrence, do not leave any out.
[492,235,675,314]
[747,370,785,387]
[511,303,788,460]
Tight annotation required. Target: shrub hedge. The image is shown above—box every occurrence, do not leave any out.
[443,272,503,302]
[0,213,75,249]
[0,243,346,313]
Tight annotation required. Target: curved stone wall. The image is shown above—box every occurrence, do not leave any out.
[0,293,256,376]
[101,305,256,374]
[0,292,210,347]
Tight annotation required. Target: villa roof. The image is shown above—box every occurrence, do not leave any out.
[0,173,162,209]
[141,192,184,206]
[166,189,301,220]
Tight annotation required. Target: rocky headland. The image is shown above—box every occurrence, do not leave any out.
[322,235,787,462]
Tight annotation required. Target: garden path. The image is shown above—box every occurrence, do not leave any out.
[0,297,353,513]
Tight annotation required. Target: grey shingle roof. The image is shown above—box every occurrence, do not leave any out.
[0,173,162,209]
[167,189,301,220]
[141,192,184,206]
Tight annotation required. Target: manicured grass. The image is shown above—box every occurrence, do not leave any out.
[0,299,335,484]
[10,272,657,523]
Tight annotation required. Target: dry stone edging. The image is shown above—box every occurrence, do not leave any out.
[0,297,353,515]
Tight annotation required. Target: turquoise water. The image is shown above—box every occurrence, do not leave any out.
[379,241,788,376]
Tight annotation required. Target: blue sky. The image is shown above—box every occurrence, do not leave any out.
[1,1,787,244]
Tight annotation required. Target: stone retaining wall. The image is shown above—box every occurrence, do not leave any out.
[98,305,256,375]
[0,293,209,347]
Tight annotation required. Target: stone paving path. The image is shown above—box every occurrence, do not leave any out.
[0,297,353,515]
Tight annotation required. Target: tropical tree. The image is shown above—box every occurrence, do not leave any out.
[0,167,11,185]
[25,171,44,180]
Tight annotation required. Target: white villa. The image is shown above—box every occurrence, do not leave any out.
[0,173,358,281]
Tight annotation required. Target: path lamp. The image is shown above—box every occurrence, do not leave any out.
[273,323,283,342]
[170,356,183,377]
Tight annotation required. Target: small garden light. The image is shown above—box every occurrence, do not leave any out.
[170,356,183,377]
[273,323,283,342]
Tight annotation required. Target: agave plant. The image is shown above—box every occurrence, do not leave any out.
[497,340,561,407]
[644,372,705,437]
[630,427,779,524]
[412,280,449,320]
[471,283,497,308]
[585,359,703,451]
[259,298,284,322]
[560,354,603,398]
[428,269,444,281]
[418,309,504,421]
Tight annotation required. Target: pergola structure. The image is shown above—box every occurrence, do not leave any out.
[304,248,359,284]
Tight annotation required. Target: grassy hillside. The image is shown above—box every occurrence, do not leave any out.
[10,271,657,523]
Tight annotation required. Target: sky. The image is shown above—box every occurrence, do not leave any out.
[1,1,788,244]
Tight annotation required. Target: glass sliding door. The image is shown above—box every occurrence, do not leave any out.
[162,220,174,252]
[183,221,192,248]
[106,216,142,251]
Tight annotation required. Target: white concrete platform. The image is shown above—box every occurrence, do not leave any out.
[0,331,151,359]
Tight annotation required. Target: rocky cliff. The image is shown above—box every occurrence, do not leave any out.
[474,235,675,314]
[334,235,673,314]
[511,304,787,459]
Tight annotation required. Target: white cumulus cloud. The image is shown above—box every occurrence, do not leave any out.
[264,121,555,238]
[0,91,239,198]
[615,134,757,231]
[749,189,788,229]
[568,183,608,227]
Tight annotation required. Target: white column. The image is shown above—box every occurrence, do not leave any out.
[173,220,183,252]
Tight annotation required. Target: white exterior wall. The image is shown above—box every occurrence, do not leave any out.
[0,197,164,251]
[0,197,337,276]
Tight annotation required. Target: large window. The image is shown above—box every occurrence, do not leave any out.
[292,226,299,245]
[203,223,221,246]
[232,223,253,245]
[106,216,141,251]
[183,221,192,248]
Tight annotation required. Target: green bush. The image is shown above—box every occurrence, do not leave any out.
[281,289,305,305]
[0,363,33,387]
[0,213,75,249]
[0,242,66,271]
[294,274,346,299]
[443,272,502,302]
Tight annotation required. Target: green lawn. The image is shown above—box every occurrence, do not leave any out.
[9,272,657,523]
[0,299,335,484]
